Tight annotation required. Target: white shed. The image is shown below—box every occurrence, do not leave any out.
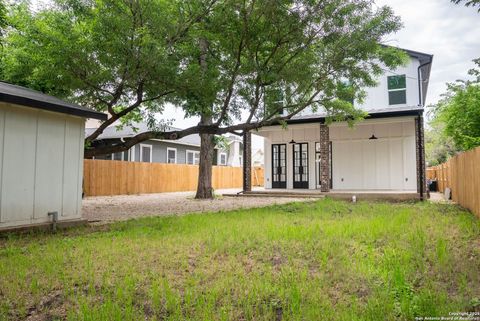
[0,82,106,230]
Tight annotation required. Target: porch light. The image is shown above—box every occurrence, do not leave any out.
[289,139,296,144]
[369,134,378,140]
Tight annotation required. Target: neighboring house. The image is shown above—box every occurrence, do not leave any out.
[252,148,264,167]
[0,82,106,230]
[256,48,433,199]
[86,123,244,167]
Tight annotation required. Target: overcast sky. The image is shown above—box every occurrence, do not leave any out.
[376,0,480,106]
[165,0,479,148]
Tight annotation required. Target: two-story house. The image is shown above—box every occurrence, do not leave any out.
[255,48,433,199]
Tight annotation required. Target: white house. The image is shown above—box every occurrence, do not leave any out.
[0,82,106,230]
[255,48,433,199]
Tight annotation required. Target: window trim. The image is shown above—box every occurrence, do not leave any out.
[130,145,135,162]
[111,151,125,161]
[219,152,227,166]
[139,144,153,163]
[387,74,407,105]
[186,149,200,165]
[166,147,177,164]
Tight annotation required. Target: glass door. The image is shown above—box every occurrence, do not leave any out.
[272,144,286,188]
[293,143,309,189]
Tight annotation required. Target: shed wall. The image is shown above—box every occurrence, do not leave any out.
[0,103,85,228]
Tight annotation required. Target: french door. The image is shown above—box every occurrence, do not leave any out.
[293,143,309,189]
[272,144,286,188]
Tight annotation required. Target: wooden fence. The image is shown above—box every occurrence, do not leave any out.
[427,146,480,218]
[83,159,264,197]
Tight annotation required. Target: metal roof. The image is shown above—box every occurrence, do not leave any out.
[286,105,424,125]
[0,82,107,120]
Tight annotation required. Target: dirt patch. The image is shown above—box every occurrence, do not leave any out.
[82,189,313,223]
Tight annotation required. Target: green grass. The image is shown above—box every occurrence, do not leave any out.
[0,199,479,320]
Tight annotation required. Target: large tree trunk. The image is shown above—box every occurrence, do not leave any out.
[195,36,215,199]
[195,132,215,199]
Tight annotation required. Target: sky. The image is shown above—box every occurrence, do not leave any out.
[164,0,480,149]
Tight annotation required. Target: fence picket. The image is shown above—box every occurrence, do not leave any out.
[83,159,264,197]
[427,146,480,218]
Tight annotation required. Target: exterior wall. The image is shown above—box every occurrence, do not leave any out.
[135,140,200,164]
[259,117,418,191]
[95,139,243,166]
[297,57,421,117]
[355,57,421,110]
[329,117,417,190]
[262,123,322,190]
[0,103,84,228]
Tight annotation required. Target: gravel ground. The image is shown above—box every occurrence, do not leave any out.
[82,189,312,223]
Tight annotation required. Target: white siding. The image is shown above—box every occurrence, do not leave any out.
[259,117,417,191]
[295,57,422,118]
[330,117,417,191]
[356,57,421,111]
[0,103,85,228]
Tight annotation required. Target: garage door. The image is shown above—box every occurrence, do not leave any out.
[332,137,416,190]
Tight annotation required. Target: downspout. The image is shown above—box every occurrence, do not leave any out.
[417,61,431,106]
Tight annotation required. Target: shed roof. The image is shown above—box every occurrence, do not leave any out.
[0,82,107,120]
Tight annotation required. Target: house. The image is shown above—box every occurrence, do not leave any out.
[255,48,433,199]
[86,123,244,167]
[0,82,106,230]
[252,148,264,167]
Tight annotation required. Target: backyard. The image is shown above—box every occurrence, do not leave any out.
[1,199,479,321]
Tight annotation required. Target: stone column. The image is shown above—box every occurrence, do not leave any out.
[243,130,252,192]
[319,124,330,192]
[415,115,426,200]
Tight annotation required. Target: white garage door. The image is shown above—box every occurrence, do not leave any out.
[332,137,416,190]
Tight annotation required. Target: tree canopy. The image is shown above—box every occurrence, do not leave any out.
[427,58,480,164]
[451,0,480,11]
[1,0,406,158]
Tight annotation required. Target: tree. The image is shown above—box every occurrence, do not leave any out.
[170,0,407,198]
[2,0,217,142]
[425,122,459,166]
[2,0,406,199]
[451,0,480,11]
[429,58,480,153]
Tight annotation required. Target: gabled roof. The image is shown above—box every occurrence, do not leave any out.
[0,82,107,120]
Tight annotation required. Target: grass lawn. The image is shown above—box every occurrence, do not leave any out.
[1,200,479,321]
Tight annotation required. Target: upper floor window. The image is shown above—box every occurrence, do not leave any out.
[186,150,200,165]
[167,147,177,164]
[387,75,406,105]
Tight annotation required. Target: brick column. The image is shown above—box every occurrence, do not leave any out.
[319,124,330,192]
[415,115,426,200]
[243,130,252,192]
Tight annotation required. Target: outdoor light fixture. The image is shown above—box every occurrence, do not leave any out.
[289,139,296,144]
[369,134,378,140]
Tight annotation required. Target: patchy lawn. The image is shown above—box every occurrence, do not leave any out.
[0,200,479,320]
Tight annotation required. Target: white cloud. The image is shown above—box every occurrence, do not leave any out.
[376,0,480,105]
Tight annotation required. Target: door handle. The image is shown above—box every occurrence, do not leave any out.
[278,167,282,175]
